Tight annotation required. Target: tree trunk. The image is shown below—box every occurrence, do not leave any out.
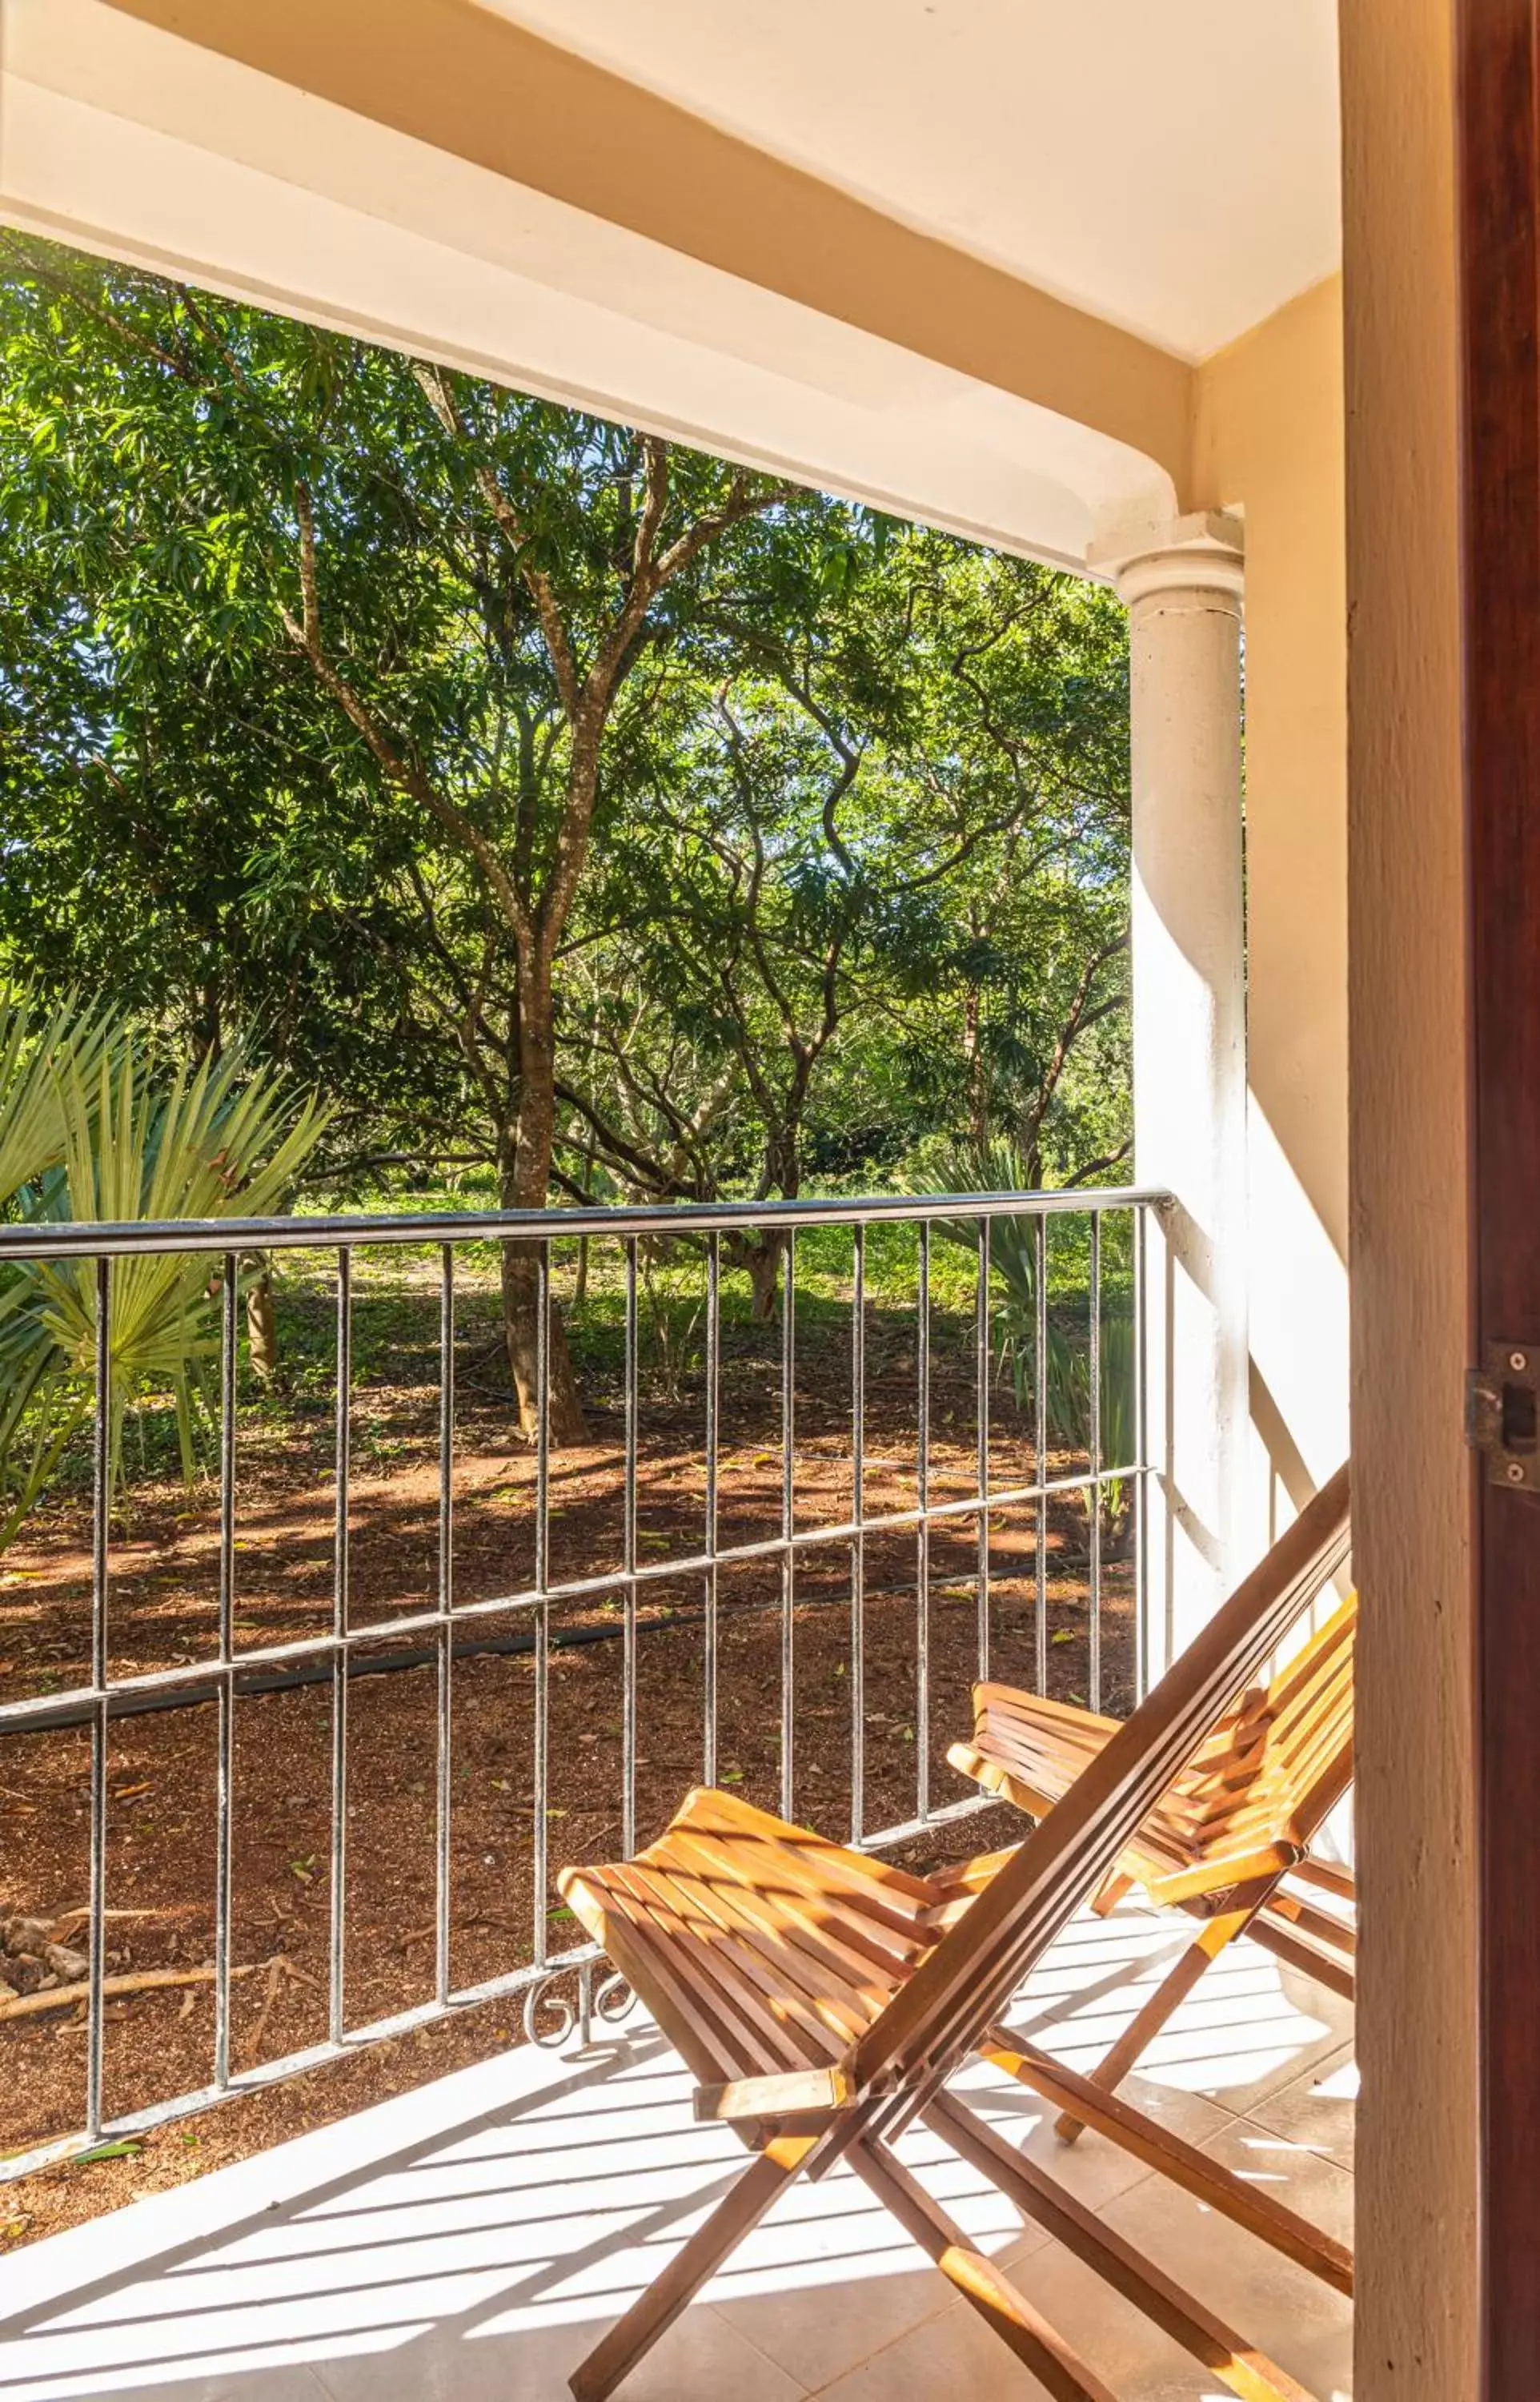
[244,1264,279,1383]
[572,1118,598,1310]
[964,985,988,1144]
[499,1229,588,1444]
[499,973,588,1446]
[744,1234,783,1324]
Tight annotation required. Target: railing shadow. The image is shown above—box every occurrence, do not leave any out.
[1,1905,1351,2402]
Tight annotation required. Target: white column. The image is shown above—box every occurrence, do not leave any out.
[1097,512,1247,1670]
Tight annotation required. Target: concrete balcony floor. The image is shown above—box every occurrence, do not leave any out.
[1,1895,1355,2402]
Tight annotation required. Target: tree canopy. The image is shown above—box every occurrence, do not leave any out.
[0,233,1133,1439]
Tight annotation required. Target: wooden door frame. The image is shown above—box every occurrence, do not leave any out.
[1456,2,1540,2392]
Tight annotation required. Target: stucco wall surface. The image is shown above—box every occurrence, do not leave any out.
[1195,279,1351,1540]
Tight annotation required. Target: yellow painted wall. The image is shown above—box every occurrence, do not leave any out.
[1194,279,1351,1524]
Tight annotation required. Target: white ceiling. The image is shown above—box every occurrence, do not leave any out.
[6,0,1180,577]
[479,0,1343,359]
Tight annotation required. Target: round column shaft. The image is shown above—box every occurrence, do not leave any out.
[1112,513,1247,1667]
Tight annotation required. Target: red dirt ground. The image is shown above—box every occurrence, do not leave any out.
[0,1302,1131,2251]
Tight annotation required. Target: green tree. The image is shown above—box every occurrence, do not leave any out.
[0,235,801,1439]
[0,236,1133,1407]
[557,524,1131,1308]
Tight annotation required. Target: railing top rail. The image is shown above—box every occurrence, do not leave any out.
[0,1186,1170,1261]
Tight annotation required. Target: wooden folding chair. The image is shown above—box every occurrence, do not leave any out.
[948,1518,1354,2142]
[558,1464,1352,2402]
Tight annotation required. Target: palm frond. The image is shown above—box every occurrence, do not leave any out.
[0,1006,330,1543]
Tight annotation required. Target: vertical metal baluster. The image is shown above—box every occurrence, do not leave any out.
[214,1255,237,2091]
[435,1246,455,2010]
[1089,1214,1103,1713]
[1133,1204,1149,1702]
[86,1256,110,2143]
[850,1225,865,1844]
[779,1231,796,1823]
[976,1216,991,1682]
[1034,1214,1049,1697]
[703,1235,720,1787]
[328,1248,352,2048]
[915,1222,931,1826]
[623,1239,638,1858]
[532,1243,551,1970]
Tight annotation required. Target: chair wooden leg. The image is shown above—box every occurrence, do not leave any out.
[567,2135,815,2401]
[981,2029,1353,2297]
[1091,1868,1134,1917]
[1053,1882,1271,2142]
[1246,1907,1356,2002]
[928,2091,1317,2402]
[1295,1854,1355,1904]
[848,2137,1117,2402]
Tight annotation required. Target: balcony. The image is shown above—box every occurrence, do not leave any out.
[0,0,1512,2380]
[0,1188,1354,2400]
[1,1885,1354,2402]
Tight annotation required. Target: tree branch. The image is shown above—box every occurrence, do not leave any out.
[280,480,535,950]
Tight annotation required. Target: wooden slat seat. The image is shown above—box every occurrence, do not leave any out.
[560,1785,936,2098]
[556,1466,1353,2402]
[948,1583,1357,2139]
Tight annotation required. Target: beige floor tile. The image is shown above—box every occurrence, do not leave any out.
[716,2260,960,2396]
[948,2046,1236,2200]
[1025,1915,1354,2123]
[821,2211,1350,2402]
[1193,2109,1354,2247]
[984,2231,1303,2401]
[709,2118,1053,2390]
[627,2304,812,2401]
[810,2277,1077,2402]
[1100,2138,1354,2398]
[118,2378,335,2402]
[311,2303,809,2402]
[1249,2043,1358,2171]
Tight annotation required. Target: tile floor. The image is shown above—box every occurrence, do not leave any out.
[0,1897,1356,2402]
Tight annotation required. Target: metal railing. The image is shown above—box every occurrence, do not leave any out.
[0,1185,1166,2178]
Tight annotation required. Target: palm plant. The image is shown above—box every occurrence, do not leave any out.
[0,990,122,1201]
[1042,1308,1137,1524]
[0,998,327,1546]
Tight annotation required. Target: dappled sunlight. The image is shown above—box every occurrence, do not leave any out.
[1020,1898,1341,2101]
[1,1895,1354,2401]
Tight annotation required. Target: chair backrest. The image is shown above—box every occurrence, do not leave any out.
[1167,1585,1357,1863]
[841,1463,1352,2148]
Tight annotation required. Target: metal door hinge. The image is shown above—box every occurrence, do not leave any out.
[1467,1341,1540,1488]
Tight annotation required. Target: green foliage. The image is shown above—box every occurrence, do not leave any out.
[0,235,1131,1245]
[904,1133,1068,1408]
[0,233,1134,1450]
[0,990,121,1203]
[563,522,1131,1233]
[0,1000,329,1546]
[904,1132,1135,1518]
